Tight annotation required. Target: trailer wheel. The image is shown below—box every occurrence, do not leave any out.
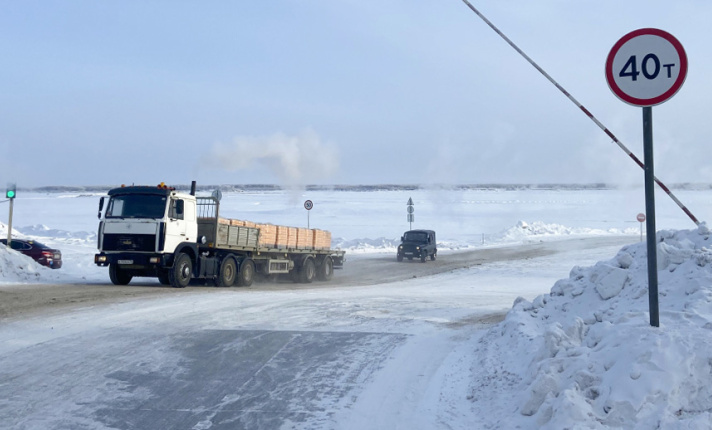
[216,257,237,287]
[169,252,192,288]
[299,257,316,283]
[237,259,255,287]
[109,263,132,285]
[430,251,436,261]
[420,252,427,263]
[316,256,333,282]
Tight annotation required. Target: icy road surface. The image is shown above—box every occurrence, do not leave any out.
[0,236,633,429]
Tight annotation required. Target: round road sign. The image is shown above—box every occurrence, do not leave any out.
[637,213,646,222]
[606,28,687,107]
[304,200,313,211]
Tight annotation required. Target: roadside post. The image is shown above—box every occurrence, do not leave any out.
[304,200,313,229]
[606,28,688,327]
[407,197,414,230]
[637,213,646,242]
[5,183,16,248]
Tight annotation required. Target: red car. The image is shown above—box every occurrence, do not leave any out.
[0,238,62,269]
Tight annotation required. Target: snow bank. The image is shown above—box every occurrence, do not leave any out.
[0,244,49,283]
[496,220,638,242]
[334,221,637,254]
[0,222,74,284]
[473,224,712,428]
[16,224,96,241]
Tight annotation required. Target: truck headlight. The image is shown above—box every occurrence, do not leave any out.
[95,255,107,263]
[416,246,420,250]
[149,257,160,264]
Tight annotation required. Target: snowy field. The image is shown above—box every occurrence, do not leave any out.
[1,187,712,428]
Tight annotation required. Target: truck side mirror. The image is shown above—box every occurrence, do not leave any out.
[401,236,405,242]
[98,197,105,219]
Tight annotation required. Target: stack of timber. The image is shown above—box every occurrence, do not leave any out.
[217,218,332,250]
[313,229,332,250]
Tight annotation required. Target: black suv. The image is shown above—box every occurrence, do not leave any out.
[397,230,437,262]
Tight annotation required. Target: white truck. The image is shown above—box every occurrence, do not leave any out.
[94,182,345,288]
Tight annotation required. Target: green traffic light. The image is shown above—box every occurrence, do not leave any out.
[6,190,15,199]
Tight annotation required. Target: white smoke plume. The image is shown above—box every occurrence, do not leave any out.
[204,129,339,185]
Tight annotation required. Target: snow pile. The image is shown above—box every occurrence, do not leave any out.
[0,222,71,284]
[332,237,399,253]
[0,244,49,283]
[472,224,712,428]
[334,221,639,254]
[497,220,637,243]
[17,224,96,241]
[497,221,638,242]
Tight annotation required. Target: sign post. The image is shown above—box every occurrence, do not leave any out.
[606,28,687,327]
[637,213,646,242]
[304,200,313,229]
[5,184,16,248]
[407,197,414,230]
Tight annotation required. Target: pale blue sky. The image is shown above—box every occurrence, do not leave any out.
[1,1,711,187]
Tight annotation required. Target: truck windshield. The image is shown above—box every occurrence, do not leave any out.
[404,232,428,242]
[106,194,167,219]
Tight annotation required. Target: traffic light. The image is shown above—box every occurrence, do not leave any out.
[6,184,16,199]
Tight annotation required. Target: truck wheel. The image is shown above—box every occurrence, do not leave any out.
[316,256,333,282]
[421,252,427,263]
[299,257,316,283]
[237,259,255,287]
[216,257,237,287]
[169,253,192,288]
[430,252,436,261]
[397,253,403,262]
[109,263,132,285]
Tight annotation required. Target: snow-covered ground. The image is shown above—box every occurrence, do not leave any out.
[1,187,712,428]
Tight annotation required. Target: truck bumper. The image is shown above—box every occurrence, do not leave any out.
[94,252,171,268]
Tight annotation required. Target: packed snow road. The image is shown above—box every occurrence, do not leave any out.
[0,236,634,429]
[0,236,632,321]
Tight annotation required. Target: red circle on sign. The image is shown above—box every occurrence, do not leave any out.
[637,213,646,222]
[606,28,687,107]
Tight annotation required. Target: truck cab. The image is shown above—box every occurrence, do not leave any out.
[95,184,201,285]
[397,229,437,262]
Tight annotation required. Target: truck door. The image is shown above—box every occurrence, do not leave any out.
[164,198,187,251]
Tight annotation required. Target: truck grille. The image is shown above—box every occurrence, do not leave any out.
[102,234,156,252]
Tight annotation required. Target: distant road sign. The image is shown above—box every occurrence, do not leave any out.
[606,28,687,106]
[304,200,313,211]
[637,213,646,222]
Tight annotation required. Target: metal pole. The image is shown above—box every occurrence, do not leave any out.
[7,198,14,249]
[643,106,659,327]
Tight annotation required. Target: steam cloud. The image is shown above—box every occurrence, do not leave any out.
[204,129,339,185]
